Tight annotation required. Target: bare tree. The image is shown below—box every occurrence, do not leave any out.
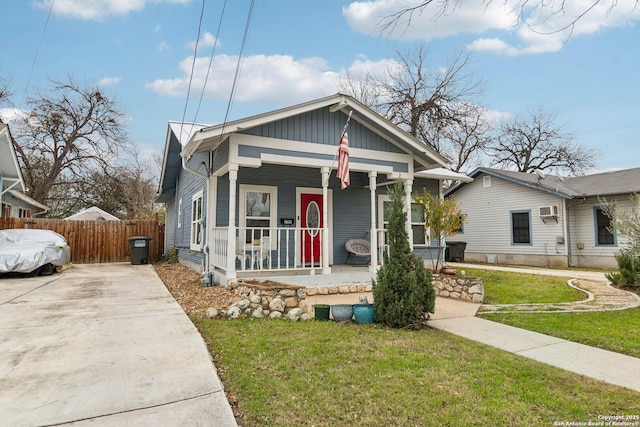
[11,77,129,213]
[378,1,638,38]
[378,47,483,151]
[440,103,492,172]
[489,108,598,174]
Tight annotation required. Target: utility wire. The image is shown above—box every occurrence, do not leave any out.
[191,0,228,126]
[25,0,55,94]
[179,0,206,141]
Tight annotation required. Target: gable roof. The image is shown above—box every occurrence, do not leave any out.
[156,121,210,203]
[6,189,49,212]
[446,166,640,199]
[64,206,120,221]
[183,93,450,171]
[0,122,26,192]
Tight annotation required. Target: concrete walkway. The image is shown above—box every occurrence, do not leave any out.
[430,263,640,393]
[0,264,237,426]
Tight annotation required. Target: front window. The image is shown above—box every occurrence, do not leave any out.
[380,196,428,246]
[595,207,615,245]
[240,185,277,243]
[190,191,203,250]
[511,211,531,244]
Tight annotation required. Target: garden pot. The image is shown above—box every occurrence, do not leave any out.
[353,303,374,324]
[330,304,354,322]
[313,304,330,321]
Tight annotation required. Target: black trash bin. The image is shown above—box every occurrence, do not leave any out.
[446,241,467,262]
[128,236,152,265]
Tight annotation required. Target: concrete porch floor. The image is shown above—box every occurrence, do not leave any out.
[238,264,376,288]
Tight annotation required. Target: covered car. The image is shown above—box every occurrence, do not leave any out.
[0,229,71,274]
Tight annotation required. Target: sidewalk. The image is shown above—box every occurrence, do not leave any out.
[431,263,640,393]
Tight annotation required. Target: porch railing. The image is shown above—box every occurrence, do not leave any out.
[210,226,324,273]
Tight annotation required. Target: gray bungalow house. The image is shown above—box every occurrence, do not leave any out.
[156,93,469,284]
[446,166,640,269]
[1,121,48,218]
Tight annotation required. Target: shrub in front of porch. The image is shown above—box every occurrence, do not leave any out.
[373,184,435,328]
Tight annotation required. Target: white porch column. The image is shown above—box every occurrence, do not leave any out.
[321,167,331,275]
[226,164,238,279]
[369,171,378,273]
[404,179,414,248]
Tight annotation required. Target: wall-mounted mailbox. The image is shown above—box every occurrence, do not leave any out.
[280,218,295,226]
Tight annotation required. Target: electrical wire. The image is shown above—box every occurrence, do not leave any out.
[179,0,206,142]
[25,0,55,94]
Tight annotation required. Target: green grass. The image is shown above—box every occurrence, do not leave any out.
[463,268,585,304]
[196,319,640,427]
[481,308,640,358]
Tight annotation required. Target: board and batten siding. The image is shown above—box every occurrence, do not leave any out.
[450,173,567,264]
[242,108,405,154]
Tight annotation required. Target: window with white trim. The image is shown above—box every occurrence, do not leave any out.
[190,191,203,250]
[379,195,428,246]
[239,185,277,243]
[511,210,531,244]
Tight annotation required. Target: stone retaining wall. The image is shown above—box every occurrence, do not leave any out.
[433,275,484,303]
[221,275,483,320]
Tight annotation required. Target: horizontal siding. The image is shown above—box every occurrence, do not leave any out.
[449,173,566,256]
[568,197,632,257]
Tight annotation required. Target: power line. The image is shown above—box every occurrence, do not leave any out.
[25,0,55,94]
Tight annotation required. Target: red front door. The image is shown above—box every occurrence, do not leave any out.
[300,193,323,265]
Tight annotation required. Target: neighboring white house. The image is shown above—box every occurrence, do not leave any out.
[64,206,120,221]
[445,167,640,269]
[1,121,49,218]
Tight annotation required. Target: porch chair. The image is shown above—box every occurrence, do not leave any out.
[235,239,251,270]
[345,239,371,265]
[257,236,272,269]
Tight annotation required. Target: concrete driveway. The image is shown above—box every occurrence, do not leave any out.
[0,263,236,426]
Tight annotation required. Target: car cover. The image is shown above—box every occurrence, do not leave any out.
[0,229,71,274]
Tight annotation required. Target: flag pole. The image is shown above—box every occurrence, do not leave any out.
[330,110,352,171]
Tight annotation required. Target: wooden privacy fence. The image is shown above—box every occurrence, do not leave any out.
[0,218,164,264]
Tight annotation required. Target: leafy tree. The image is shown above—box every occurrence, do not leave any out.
[11,77,129,214]
[489,108,598,175]
[413,190,466,271]
[373,183,435,327]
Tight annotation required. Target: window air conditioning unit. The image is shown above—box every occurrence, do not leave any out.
[539,205,558,217]
[539,205,559,222]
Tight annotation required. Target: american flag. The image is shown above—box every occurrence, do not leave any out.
[336,132,350,190]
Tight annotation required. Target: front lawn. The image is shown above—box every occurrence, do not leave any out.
[481,308,640,358]
[196,319,640,427]
[463,268,585,304]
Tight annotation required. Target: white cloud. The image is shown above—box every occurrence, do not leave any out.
[145,53,400,106]
[187,32,221,52]
[344,0,640,55]
[343,0,517,41]
[0,108,28,123]
[34,0,191,21]
[97,76,122,86]
[157,41,170,52]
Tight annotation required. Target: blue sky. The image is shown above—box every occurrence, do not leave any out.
[1,0,639,173]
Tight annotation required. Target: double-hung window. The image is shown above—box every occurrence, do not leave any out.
[511,210,531,244]
[240,185,277,244]
[595,207,615,245]
[190,191,203,250]
[379,196,428,246]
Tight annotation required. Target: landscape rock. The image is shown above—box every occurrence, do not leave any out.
[269,311,283,319]
[251,308,264,318]
[227,306,241,319]
[237,299,251,309]
[205,307,219,319]
[269,297,286,312]
[286,308,303,321]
